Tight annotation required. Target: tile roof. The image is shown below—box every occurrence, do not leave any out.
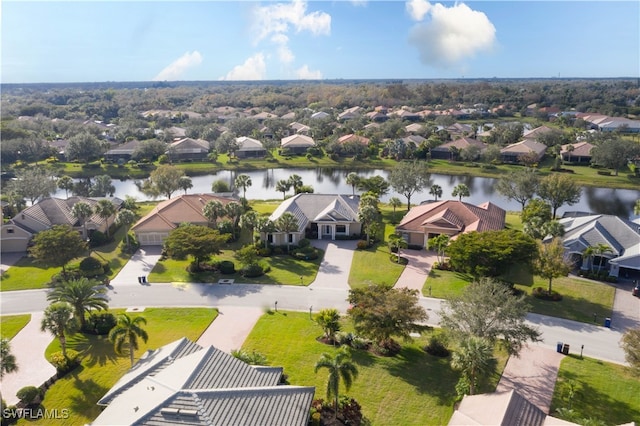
[523,125,554,140]
[432,137,487,152]
[235,136,264,151]
[560,141,594,157]
[500,139,547,156]
[281,134,315,148]
[337,134,370,145]
[168,138,209,153]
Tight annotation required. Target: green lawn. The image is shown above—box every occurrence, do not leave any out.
[242,311,508,426]
[0,314,31,339]
[35,308,217,426]
[550,355,640,425]
[349,242,405,289]
[250,200,281,215]
[424,269,614,324]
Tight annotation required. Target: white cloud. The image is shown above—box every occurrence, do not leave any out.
[406,0,431,21]
[153,51,202,81]
[252,0,331,43]
[271,34,295,64]
[221,53,267,81]
[295,65,322,80]
[350,0,368,6]
[408,2,496,68]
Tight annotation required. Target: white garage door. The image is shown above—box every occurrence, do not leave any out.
[138,232,167,246]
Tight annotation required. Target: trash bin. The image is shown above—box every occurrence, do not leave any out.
[562,344,570,355]
[605,317,611,328]
[556,342,563,353]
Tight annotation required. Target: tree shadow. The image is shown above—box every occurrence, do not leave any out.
[68,373,109,415]
[67,333,119,367]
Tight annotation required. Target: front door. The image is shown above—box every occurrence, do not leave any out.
[323,225,332,239]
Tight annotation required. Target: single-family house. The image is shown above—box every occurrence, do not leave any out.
[165,126,187,139]
[523,125,554,140]
[165,138,209,162]
[396,200,506,248]
[405,123,424,133]
[251,111,278,122]
[445,123,473,138]
[266,194,361,244]
[561,141,594,164]
[555,213,640,278]
[337,134,370,146]
[281,134,315,154]
[131,194,236,246]
[235,136,267,158]
[389,109,421,121]
[310,111,330,120]
[401,135,426,145]
[337,106,363,121]
[366,111,388,122]
[289,122,311,135]
[279,111,296,120]
[431,138,487,160]
[104,139,143,162]
[0,221,33,253]
[500,139,547,163]
[93,338,314,426]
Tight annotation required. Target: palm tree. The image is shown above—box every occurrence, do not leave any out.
[0,338,18,378]
[387,233,408,263]
[594,244,613,272]
[115,208,137,251]
[452,184,470,201]
[57,175,74,198]
[314,308,341,343]
[108,313,148,367]
[239,210,259,241]
[428,234,450,264]
[315,346,359,417]
[178,175,193,194]
[225,201,245,239]
[47,278,108,330]
[388,197,402,222]
[450,336,495,395]
[71,201,94,239]
[41,302,76,357]
[275,212,299,252]
[275,179,291,199]
[203,200,225,228]
[255,217,276,248]
[94,199,116,237]
[345,172,360,196]
[429,184,443,201]
[288,174,303,194]
[583,246,596,272]
[357,204,379,245]
[234,174,252,199]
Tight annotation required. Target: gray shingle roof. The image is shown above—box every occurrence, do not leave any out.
[560,214,640,257]
[270,194,361,231]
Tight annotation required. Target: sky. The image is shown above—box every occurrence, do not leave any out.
[1,0,638,83]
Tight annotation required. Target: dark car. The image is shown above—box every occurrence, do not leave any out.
[633,282,640,297]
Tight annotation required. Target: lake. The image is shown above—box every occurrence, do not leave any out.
[55,168,640,219]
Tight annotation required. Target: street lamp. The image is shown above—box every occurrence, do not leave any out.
[274,301,278,312]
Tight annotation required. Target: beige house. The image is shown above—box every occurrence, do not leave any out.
[0,222,33,253]
[500,139,547,163]
[280,134,315,154]
[132,194,236,246]
[396,200,506,248]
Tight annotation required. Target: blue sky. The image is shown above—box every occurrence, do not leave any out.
[2,1,638,83]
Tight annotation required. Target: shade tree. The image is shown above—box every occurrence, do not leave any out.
[389,161,430,210]
[533,238,574,295]
[537,174,581,218]
[139,164,185,199]
[163,224,228,269]
[29,225,88,279]
[495,168,540,210]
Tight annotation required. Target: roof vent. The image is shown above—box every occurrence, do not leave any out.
[160,408,179,416]
[179,409,199,417]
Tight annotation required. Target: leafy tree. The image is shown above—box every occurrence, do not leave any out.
[621,328,640,375]
[41,302,76,357]
[234,245,259,267]
[234,174,252,199]
[30,225,87,278]
[451,336,495,395]
[0,338,18,378]
[90,175,115,197]
[94,199,116,237]
[163,224,228,268]
[140,164,185,199]
[387,233,407,263]
[591,138,640,176]
[315,346,359,417]
[440,278,541,355]
[534,238,573,294]
[9,167,57,205]
[177,175,193,194]
[115,208,137,250]
[275,179,291,199]
[275,212,299,252]
[495,169,540,210]
[71,201,94,238]
[428,234,450,264]
[66,132,107,163]
[358,175,389,197]
[47,277,108,330]
[211,179,231,193]
[521,198,552,224]
[523,217,565,240]
[345,172,360,195]
[288,174,304,194]
[109,313,148,367]
[452,183,470,201]
[429,184,443,201]
[57,175,75,198]
[203,199,225,228]
[132,139,167,161]
[388,196,402,222]
[347,285,428,349]
[538,174,581,218]
[315,308,341,342]
[446,229,537,278]
[389,161,430,210]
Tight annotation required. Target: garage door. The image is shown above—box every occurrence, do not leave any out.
[138,232,167,246]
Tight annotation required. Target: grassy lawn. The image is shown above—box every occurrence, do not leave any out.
[550,355,640,425]
[250,200,281,215]
[349,242,405,289]
[424,269,614,324]
[505,211,524,231]
[242,311,508,426]
[149,248,324,285]
[36,308,217,426]
[0,314,31,339]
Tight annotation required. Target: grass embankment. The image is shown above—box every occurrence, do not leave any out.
[551,355,640,425]
[0,314,31,339]
[35,308,217,426]
[242,311,508,426]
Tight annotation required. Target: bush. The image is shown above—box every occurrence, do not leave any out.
[532,286,563,301]
[219,260,235,274]
[356,240,368,250]
[79,257,104,277]
[480,163,497,170]
[49,350,81,375]
[84,311,117,334]
[329,152,339,161]
[217,219,234,237]
[351,336,371,350]
[272,246,285,255]
[89,231,110,247]
[424,334,450,357]
[335,332,354,346]
[241,263,264,278]
[158,154,169,164]
[298,238,311,248]
[597,170,612,176]
[389,254,408,265]
[16,386,42,406]
[257,247,272,257]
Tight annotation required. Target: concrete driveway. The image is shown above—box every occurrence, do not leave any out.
[1,252,24,276]
[109,246,162,286]
[393,249,437,292]
[309,240,357,289]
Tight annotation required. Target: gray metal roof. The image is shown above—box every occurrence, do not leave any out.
[270,194,361,231]
[560,214,640,257]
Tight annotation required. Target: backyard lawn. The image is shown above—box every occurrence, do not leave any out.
[550,355,640,425]
[0,314,31,339]
[241,311,508,426]
[35,307,217,426]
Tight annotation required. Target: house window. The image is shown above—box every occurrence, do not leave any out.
[288,234,294,243]
[6,228,14,234]
[336,225,346,233]
[267,235,273,243]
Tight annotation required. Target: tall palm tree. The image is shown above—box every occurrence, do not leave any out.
[71,201,94,239]
[345,172,360,196]
[583,246,596,272]
[115,208,137,251]
[452,184,470,201]
[255,217,275,248]
[387,233,408,263]
[314,346,359,417]
[239,210,259,241]
[41,302,76,358]
[275,212,299,252]
[388,197,402,222]
[47,278,108,331]
[450,336,495,395]
[225,201,245,239]
[178,175,193,194]
[288,174,303,194]
[203,200,225,228]
[57,175,74,198]
[0,338,18,378]
[234,174,252,199]
[275,179,291,200]
[109,313,148,367]
[94,199,116,237]
[429,184,443,201]
[594,244,613,272]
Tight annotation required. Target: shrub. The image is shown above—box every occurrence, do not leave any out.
[351,336,371,350]
[356,240,368,250]
[16,386,42,406]
[481,163,497,170]
[49,350,81,375]
[597,170,612,176]
[158,154,169,164]
[389,254,408,265]
[329,152,339,161]
[219,260,235,274]
[258,247,272,257]
[84,311,117,335]
[532,286,563,301]
[298,238,311,248]
[89,231,109,247]
[335,331,354,346]
[217,219,234,236]
[273,246,285,255]
[241,263,264,278]
[424,334,450,357]
[79,257,104,277]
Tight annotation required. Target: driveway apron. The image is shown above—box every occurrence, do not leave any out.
[393,249,437,292]
[196,306,264,353]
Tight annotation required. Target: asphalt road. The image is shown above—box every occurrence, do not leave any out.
[1,282,627,365]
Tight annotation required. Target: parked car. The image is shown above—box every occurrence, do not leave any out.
[633,281,640,297]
